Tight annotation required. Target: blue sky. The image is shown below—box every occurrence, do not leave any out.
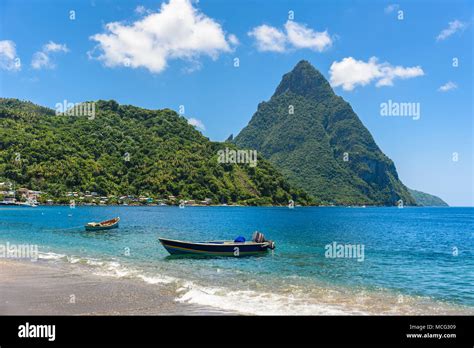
[0,0,472,206]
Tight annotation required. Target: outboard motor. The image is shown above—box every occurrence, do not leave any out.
[252,231,276,249]
[267,240,276,250]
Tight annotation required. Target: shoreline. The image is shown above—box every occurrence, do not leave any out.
[0,259,233,315]
[1,257,472,316]
[0,203,453,208]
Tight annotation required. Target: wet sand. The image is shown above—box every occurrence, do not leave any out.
[1,259,472,316]
[0,259,231,315]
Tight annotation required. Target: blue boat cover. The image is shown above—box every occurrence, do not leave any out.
[234,236,246,243]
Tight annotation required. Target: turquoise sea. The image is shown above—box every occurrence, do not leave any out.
[0,206,473,314]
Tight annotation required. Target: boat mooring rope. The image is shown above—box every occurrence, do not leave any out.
[40,225,84,232]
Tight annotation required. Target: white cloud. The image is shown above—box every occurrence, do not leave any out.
[248,25,286,52]
[89,0,237,74]
[31,52,50,69]
[438,81,457,92]
[181,59,202,74]
[384,4,399,14]
[329,56,424,91]
[135,5,146,14]
[227,34,240,46]
[31,41,69,70]
[44,41,69,53]
[436,20,468,41]
[248,20,333,53]
[187,118,205,130]
[0,40,21,71]
[285,21,332,52]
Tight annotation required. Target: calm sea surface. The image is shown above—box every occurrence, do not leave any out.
[0,206,473,314]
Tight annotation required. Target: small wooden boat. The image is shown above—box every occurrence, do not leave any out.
[159,232,275,257]
[85,217,120,231]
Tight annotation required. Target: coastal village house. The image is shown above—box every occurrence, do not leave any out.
[18,188,42,203]
[0,183,41,205]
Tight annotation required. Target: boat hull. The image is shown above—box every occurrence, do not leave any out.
[159,238,270,257]
[85,223,119,231]
[84,217,120,231]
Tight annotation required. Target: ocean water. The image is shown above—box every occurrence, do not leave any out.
[0,206,473,315]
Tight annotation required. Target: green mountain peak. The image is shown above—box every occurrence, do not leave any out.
[235,60,415,206]
[273,60,335,103]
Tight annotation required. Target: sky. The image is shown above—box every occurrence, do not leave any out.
[0,0,472,206]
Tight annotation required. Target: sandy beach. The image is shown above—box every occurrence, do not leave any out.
[0,259,230,315]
